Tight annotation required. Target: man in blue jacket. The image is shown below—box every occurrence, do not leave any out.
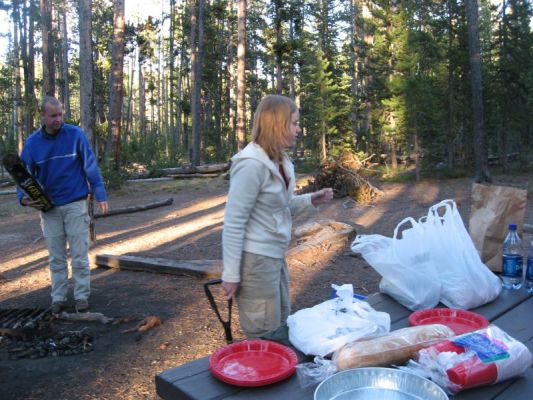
[17,96,108,313]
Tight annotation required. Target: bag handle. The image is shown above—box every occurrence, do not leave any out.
[429,199,456,217]
[204,278,233,343]
[393,217,421,240]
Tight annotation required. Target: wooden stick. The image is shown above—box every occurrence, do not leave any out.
[58,311,114,324]
[94,198,173,218]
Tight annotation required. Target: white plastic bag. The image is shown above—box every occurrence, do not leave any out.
[351,218,442,311]
[287,284,390,357]
[424,200,501,309]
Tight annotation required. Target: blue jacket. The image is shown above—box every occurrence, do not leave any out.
[17,123,107,206]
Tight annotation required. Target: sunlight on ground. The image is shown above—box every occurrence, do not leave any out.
[0,194,228,301]
[354,183,439,231]
[91,194,227,256]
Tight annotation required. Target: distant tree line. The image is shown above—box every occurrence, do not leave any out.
[0,0,531,181]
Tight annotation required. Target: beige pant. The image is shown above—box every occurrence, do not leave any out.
[236,251,290,338]
[40,199,91,303]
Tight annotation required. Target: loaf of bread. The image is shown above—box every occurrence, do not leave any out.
[333,323,454,370]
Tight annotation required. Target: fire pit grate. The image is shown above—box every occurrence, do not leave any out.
[0,308,94,359]
[0,307,51,329]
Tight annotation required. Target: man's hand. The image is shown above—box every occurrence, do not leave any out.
[98,201,109,214]
[311,188,334,206]
[221,281,239,300]
[21,197,46,210]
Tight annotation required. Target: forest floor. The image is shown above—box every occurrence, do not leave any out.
[0,169,532,400]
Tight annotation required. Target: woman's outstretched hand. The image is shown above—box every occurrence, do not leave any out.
[311,188,334,206]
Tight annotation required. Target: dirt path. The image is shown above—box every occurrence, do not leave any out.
[0,173,531,399]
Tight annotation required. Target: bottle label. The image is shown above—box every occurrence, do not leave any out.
[527,257,533,280]
[502,254,523,278]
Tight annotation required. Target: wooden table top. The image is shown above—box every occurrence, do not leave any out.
[156,289,533,400]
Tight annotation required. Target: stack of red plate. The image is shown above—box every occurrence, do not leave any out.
[408,308,489,335]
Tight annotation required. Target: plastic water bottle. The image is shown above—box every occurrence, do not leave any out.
[501,224,523,290]
[526,240,533,294]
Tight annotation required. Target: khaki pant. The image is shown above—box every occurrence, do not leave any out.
[40,199,90,303]
[236,251,290,338]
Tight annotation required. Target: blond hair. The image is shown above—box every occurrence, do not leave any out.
[252,95,297,162]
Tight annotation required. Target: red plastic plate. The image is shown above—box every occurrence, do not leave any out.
[408,308,489,335]
[208,339,298,387]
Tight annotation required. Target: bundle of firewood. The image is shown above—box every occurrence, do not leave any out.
[299,151,382,203]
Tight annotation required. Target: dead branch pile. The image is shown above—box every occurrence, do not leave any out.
[299,151,383,203]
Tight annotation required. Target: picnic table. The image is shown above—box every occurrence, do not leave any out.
[156,288,533,400]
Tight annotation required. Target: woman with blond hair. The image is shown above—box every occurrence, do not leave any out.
[222,94,333,338]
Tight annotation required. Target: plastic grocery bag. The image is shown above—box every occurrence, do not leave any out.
[287,284,390,357]
[424,200,501,309]
[351,218,442,311]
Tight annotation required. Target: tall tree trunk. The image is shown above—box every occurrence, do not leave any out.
[497,0,508,172]
[349,0,360,145]
[21,0,37,135]
[13,1,24,153]
[78,0,95,147]
[60,0,70,120]
[168,0,176,160]
[320,118,326,162]
[190,0,204,166]
[40,0,55,96]
[125,51,135,141]
[466,0,491,182]
[445,0,455,171]
[274,0,282,94]
[176,6,186,151]
[105,0,125,170]
[236,0,247,151]
[226,57,235,152]
[139,63,146,144]
[196,0,205,164]
[361,2,372,148]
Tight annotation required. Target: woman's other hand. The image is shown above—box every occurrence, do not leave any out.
[311,188,334,206]
[221,281,239,300]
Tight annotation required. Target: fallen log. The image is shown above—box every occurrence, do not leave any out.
[126,177,174,183]
[169,173,223,179]
[95,254,223,278]
[195,162,230,173]
[161,162,230,175]
[161,166,196,174]
[94,197,173,218]
[287,219,356,265]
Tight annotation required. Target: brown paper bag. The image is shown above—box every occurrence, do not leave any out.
[468,183,527,271]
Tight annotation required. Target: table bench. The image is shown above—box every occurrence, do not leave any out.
[156,289,533,400]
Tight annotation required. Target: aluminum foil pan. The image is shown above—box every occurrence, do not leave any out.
[314,367,448,400]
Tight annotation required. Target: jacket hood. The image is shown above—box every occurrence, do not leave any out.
[231,142,296,193]
[231,142,278,173]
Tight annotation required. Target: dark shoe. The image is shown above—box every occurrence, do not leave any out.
[51,301,66,314]
[75,299,89,313]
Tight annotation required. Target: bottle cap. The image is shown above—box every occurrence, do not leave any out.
[509,224,517,230]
